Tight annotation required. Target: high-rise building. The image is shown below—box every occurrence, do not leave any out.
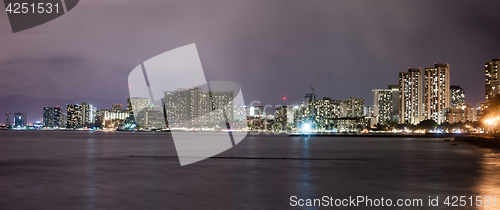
[294,97,345,130]
[14,112,27,127]
[275,105,297,129]
[373,89,393,124]
[450,85,465,108]
[42,107,54,127]
[53,106,63,127]
[129,97,151,114]
[485,58,500,101]
[164,88,234,128]
[424,63,450,124]
[62,112,67,127]
[399,68,423,124]
[66,104,81,128]
[388,85,400,122]
[79,103,96,126]
[5,112,12,127]
[342,96,364,117]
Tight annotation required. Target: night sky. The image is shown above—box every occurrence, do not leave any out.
[1,0,499,123]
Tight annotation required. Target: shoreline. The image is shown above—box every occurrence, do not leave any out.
[454,135,500,149]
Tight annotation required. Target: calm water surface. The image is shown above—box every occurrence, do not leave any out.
[1,131,500,209]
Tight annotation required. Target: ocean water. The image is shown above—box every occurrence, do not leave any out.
[0,130,499,209]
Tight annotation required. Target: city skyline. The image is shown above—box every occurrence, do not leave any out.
[1,58,496,127]
[1,1,500,123]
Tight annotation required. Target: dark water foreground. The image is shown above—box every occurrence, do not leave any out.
[1,131,500,209]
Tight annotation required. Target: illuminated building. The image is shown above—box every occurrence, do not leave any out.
[464,105,478,122]
[61,112,67,127]
[275,105,297,129]
[424,63,450,124]
[478,101,488,119]
[247,105,264,117]
[79,103,96,126]
[399,68,423,124]
[332,117,370,132]
[388,85,400,122]
[135,110,164,129]
[372,89,399,124]
[485,58,500,101]
[445,104,478,123]
[129,97,151,114]
[5,112,12,127]
[66,104,81,128]
[342,96,364,117]
[294,97,345,130]
[42,107,54,127]
[14,112,27,127]
[234,105,247,121]
[164,88,234,128]
[53,106,63,127]
[98,104,130,128]
[450,85,465,108]
[42,106,63,128]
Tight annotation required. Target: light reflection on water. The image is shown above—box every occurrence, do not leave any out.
[85,138,97,210]
[477,149,500,210]
[296,136,316,210]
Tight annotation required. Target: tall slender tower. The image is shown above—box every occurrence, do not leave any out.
[485,58,500,101]
[66,104,81,128]
[53,106,63,127]
[424,63,450,124]
[399,68,423,124]
[42,107,54,127]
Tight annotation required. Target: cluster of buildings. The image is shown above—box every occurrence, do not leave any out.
[274,60,499,132]
[4,112,27,128]
[3,58,499,132]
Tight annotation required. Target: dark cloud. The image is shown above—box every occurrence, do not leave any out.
[0,0,499,123]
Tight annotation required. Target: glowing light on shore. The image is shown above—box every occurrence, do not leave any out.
[302,123,311,133]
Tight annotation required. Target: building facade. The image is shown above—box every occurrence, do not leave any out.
[66,104,81,128]
[129,97,151,114]
[485,58,500,101]
[164,88,234,128]
[342,96,364,117]
[79,103,96,126]
[373,89,393,124]
[445,104,478,124]
[399,68,423,124]
[294,97,345,130]
[424,63,450,124]
[43,107,54,127]
[450,85,465,108]
[14,112,27,128]
[98,104,131,128]
[53,106,63,127]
